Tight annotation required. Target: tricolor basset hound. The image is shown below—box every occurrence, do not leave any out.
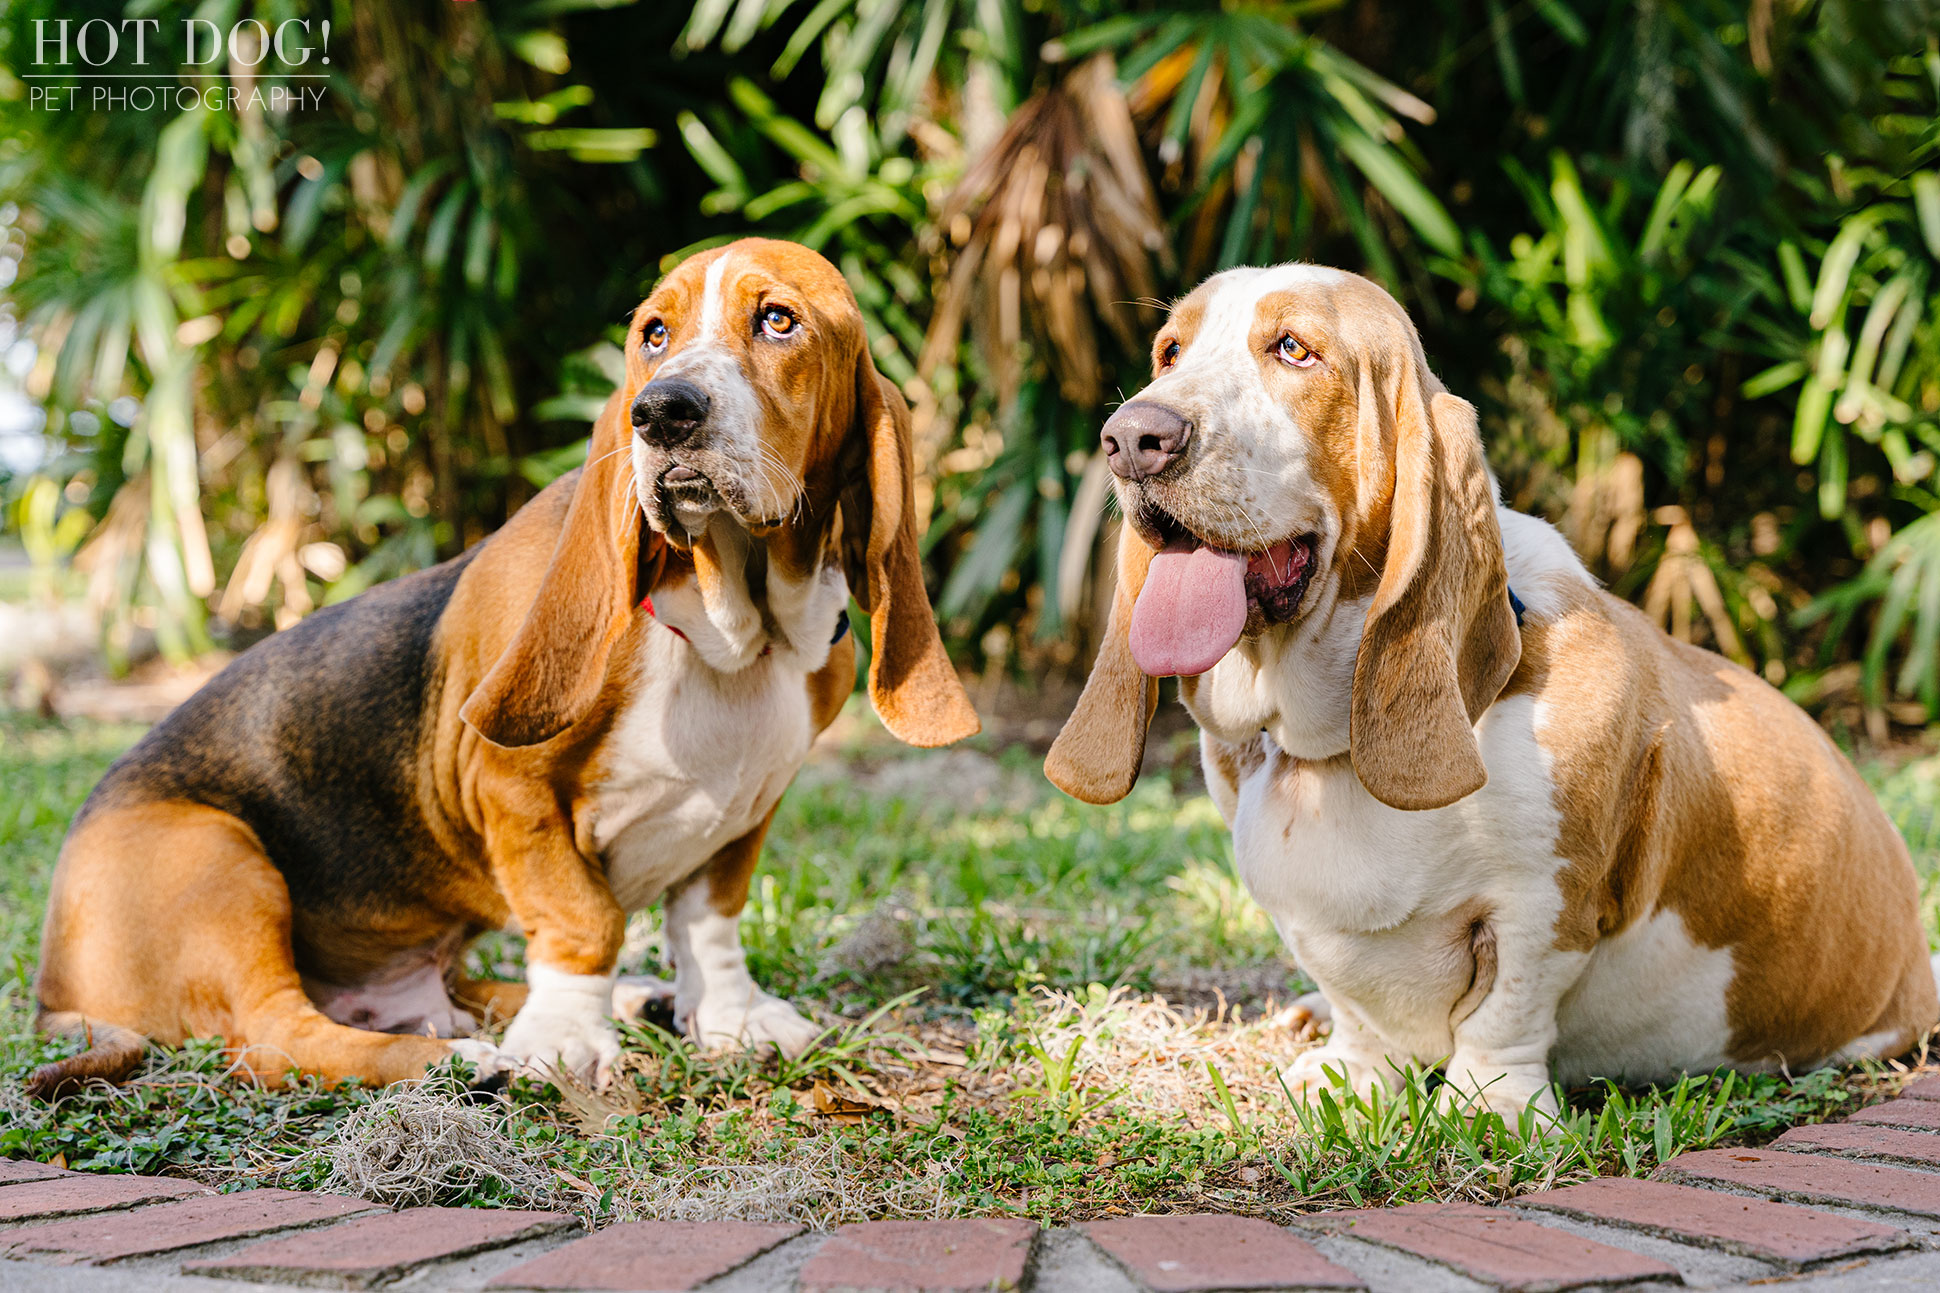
[30,238,977,1098]
[1047,264,1936,1115]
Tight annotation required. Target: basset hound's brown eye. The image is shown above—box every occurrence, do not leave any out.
[759,305,798,339]
[1273,334,1318,368]
[643,321,668,353]
[1159,339,1180,368]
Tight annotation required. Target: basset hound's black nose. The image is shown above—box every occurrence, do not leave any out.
[631,379,711,446]
[1102,401,1192,481]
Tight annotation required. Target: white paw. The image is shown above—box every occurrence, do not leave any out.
[497,967,622,1086]
[1281,1046,1391,1105]
[1438,1062,1559,1121]
[446,1039,511,1084]
[1268,990,1334,1035]
[499,1011,621,1086]
[611,974,676,1023]
[1291,990,1333,1027]
[683,990,824,1058]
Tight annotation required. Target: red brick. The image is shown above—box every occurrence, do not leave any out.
[1309,1203,1676,1292]
[1081,1215,1363,1291]
[1848,1099,1940,1131]
[1898,1074,1940,1101]
[0,1159,77,1186]
[1658,1148,1940,1220]
[185,1207,576,1288]
[798,1219,1036,1293]
[0,1173,208,1222]
[487,1220,801,1290]
[1518,1176,1907,1268]
[1777,1122,1940,1167]
[0,1189,378,1265]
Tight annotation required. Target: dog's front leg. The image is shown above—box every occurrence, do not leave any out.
[664,809,822,1058]
[1439,916,1590,1120]
[487,806,627,1087]
[1281,994,1408,1103]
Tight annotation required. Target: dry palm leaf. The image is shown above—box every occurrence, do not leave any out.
[218,457,317,629]
[1642,505,1747,663]
[920,55,1170,427]
[72,479,149,622]
[1566,426,1646,572]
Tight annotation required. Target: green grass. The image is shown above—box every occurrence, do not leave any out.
[0,718,149,988]
[2,708,1937,1224]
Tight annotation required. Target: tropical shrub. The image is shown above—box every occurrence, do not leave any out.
[1,0,1937,728]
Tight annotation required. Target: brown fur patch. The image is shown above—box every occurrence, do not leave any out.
[1347,392,1519,811]
[1449,908,1499,1031]
[1044,525,1159,803]
[38,801,454,1088]
[1528,579,1935,1068]
[1204,734,1267,795]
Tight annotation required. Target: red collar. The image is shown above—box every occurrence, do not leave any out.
[641,592,772,657]
[639,592,688,642]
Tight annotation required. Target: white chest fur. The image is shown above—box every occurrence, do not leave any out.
[589,561,848,912]
[1229,694,1569,1060]
[1208,508,1740,1084]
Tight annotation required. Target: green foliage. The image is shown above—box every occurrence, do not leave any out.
[715,740,1251,1008]
[0,716,145,981]
[1469,154,1729,476]
[1051,6,1462,270]
[3,1,1940,721]
[1765,65,1940,712]
[1269,1063,1869,1209]
[0,0,715,655]
[0,1036,383,1180]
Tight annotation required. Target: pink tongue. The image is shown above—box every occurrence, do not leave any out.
[1129,540,1248,677]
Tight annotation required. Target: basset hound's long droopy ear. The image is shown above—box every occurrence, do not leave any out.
[1044,523,1160,804]
[462,390,657,747]
[839,349,980,748]
[1349,385,1520,810]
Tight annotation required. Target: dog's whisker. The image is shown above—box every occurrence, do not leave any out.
[588,443,636,473]
[749,442,805,523]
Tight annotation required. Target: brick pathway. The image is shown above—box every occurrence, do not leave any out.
[14,1094,1940,1290]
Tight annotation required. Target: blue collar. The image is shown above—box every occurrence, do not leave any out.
[1507,585,1526,626]
[831,608,851,645]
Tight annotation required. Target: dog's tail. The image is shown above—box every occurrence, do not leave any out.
[27,1011,148,1101]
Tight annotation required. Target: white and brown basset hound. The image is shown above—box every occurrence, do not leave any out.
[31,238,977,1097]
[1048,264,1936,1114]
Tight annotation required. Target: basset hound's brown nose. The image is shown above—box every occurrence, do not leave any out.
[1102,402,1191,481]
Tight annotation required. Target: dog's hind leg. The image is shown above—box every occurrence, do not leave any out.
[215,850,470,1087]
[230,986,470,1088]
[36,800,460,1093]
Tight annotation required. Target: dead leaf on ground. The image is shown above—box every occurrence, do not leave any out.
[555,1169,601,1196]
[809,1080,892,1123]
